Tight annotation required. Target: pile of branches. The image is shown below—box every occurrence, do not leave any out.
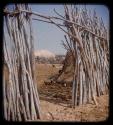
[63,5,109,106]
[3,4,41,121]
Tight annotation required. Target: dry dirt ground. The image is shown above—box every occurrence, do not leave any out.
[35,63,109,122]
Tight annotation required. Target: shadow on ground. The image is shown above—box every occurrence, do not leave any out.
[38,83,72,107]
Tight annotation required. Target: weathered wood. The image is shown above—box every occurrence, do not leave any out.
[3,4,109,117]
[3,4,41,121]
[63,5,109,106]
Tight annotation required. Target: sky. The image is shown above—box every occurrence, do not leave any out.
[30,4,109,55]
[6,4,109,55]
[30,5,66,55]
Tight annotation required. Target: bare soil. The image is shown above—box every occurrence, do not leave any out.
[36,63,109,122]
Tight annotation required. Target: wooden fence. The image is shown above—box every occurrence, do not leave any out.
[3,4,109,120]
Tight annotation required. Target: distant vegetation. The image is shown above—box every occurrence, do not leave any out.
[35,54,65,64]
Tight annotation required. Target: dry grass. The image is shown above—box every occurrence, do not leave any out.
[35,63,61,87]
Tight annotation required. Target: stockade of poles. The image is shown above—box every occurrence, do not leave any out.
[3,4,41,121]
[3,4,109,121]
[63,5,109,106]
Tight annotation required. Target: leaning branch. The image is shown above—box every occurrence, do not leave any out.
[49,18,83,50]
[32,18,65,27]
[4,9,107,41]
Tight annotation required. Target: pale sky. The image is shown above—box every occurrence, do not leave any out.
[30,4,109,55]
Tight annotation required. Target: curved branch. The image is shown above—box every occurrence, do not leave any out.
[49,18,83,50]
[32,17,65,27]
[54,8,65,19]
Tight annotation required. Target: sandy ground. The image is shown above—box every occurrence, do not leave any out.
[40,95,109,121]
[35,63,109,122]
